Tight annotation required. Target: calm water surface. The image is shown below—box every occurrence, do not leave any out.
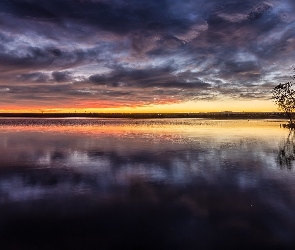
[0,118,294,249]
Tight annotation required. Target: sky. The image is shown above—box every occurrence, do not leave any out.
[0,0,295,113]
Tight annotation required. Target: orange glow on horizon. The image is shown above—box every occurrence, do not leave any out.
[0,99,278,113]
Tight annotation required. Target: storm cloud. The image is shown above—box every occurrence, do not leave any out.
[0,0,294,108]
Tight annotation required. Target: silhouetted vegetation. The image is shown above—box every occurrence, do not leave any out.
[272,71,295,128]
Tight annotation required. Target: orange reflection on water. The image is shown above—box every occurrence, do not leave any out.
[0,118,288,139]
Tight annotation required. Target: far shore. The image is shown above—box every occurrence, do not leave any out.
[0,112,288,120]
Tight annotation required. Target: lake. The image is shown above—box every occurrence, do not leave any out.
[0,118,294,249]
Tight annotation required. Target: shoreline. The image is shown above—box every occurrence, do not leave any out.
[0,112,288,120]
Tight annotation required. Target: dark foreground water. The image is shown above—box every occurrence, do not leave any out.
[0,118,294,250]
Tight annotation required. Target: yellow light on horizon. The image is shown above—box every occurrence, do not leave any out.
[0,99,278,113]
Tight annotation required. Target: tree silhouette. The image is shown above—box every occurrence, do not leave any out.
[272,72,295,126]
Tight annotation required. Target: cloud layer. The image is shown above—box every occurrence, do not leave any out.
[0,0,295,108]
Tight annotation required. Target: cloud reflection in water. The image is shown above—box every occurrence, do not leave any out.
[0,118,295,249]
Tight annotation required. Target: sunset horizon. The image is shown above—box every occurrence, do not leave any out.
[0,1,294,112]
[0,99,279,113]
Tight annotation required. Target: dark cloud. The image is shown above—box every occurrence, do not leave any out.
[247,2,272,21]
[219,61,262,80]
[17,72,50,83]
[89,67,211,89]
[0,0,294,107]
[0,46,64,71]
[52,71,71,82]
[0,0,193,34]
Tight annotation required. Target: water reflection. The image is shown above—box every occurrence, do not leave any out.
[0,118,294,249]
[278,130,295,170]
